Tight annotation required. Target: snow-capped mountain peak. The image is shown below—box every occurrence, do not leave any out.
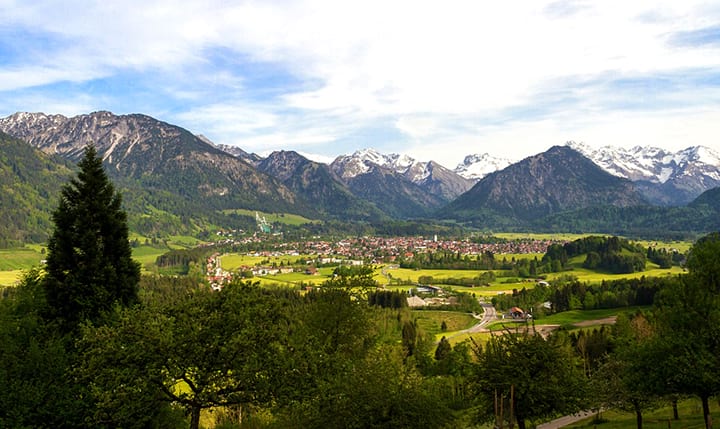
[566,141,720,205]
[566,141,720,184]
[453,153,514,180]
[333,148,423,179]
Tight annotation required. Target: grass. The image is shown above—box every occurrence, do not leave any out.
[0,247,44,270]
[567,398,717,429]
[221,209,319,226]
[446,331,491,348]
[0,247,44,286]
[494,232,594,241]
[220,253,317,270]
[0,270,24,286]
[413,310,477,337]
[546,266,684,283]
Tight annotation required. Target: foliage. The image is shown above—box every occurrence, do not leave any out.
[474,331,588,429]
[42,146,141,329]
[590,312,662,429]
[81,279,293,429]
[368,289,408,308]
[543,236,649,274]
[641,232,720,429]
[0,270,92,428]
[494,275,670,317]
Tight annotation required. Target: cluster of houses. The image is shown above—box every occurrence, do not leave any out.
[208,233,567,265]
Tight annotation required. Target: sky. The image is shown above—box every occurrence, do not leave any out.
[1,0,720,168]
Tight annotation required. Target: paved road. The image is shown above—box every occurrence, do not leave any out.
[443,302,497,342]
[469,302,497,332]
[537,410,597,429]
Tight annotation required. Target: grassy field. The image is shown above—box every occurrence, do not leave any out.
[221,209,318,226]
[413,310,477,336]
[494,232,593,241]
[0,247,45,286]
[568,398,717,429]
[220,253,318,270]
[0,270,24,286]
[486,306,645,332]
[0,247,44,270]
[547,265,684,283]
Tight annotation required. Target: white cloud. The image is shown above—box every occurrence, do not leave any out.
[1,0,720,164]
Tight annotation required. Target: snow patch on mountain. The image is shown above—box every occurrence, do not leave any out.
[566,141,720,184]
[454,153,514,180]
[332,148,431,182]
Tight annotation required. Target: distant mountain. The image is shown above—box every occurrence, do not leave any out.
[330,148,473,204]
[454,153,514,180]
[567,141,720,206]
[210,140,264,166]
[438,145,647,225]
[330,149,451,218]
[257,150,387,222]
[0,131,72,245]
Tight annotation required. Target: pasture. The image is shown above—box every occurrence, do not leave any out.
[221,209,318,226]
[0,247,45,286]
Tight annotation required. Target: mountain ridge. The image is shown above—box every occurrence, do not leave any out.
[567,141,720,205]
[438,145,648,224]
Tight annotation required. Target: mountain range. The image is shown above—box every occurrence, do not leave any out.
[567,141,720,206]
[1,110,720,244]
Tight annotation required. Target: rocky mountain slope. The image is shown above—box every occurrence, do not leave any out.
[567,141,720,205]
[330,148,473,203]
[438,145,647,224]
[0,111,304,214]
[256,150,387,221]
[329,149,455,218]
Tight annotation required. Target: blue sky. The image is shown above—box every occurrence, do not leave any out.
[1,0,720,168]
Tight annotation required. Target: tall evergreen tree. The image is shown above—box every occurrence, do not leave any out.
[43,145,140,329]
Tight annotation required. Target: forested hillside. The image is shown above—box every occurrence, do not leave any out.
[0,132,71,246]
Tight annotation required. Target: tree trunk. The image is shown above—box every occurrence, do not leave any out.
[635,405,643,429]
[672,399,679,420]
[702,395,711,429]
[517,417,526,429]
[190,405,201,429]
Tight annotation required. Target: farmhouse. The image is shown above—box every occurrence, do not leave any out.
[510,306,525,319]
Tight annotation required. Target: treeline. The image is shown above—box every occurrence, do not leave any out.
[493,275,670,315]
[397,236,682,277]
[543,236,648,274]
[368,290,408,309]
[154,247,214,274]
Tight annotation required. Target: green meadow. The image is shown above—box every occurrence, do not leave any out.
[221,209,319,226]
[567,398,718,429]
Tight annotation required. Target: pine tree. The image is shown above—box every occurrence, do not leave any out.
[43,145,140,328]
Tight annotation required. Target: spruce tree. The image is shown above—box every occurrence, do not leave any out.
[43,145,140,328]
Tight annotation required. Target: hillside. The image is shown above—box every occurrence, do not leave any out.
[0,111,307,214]
[330,150,448,218]
[0,132,72,245]
[257,150,388,222]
